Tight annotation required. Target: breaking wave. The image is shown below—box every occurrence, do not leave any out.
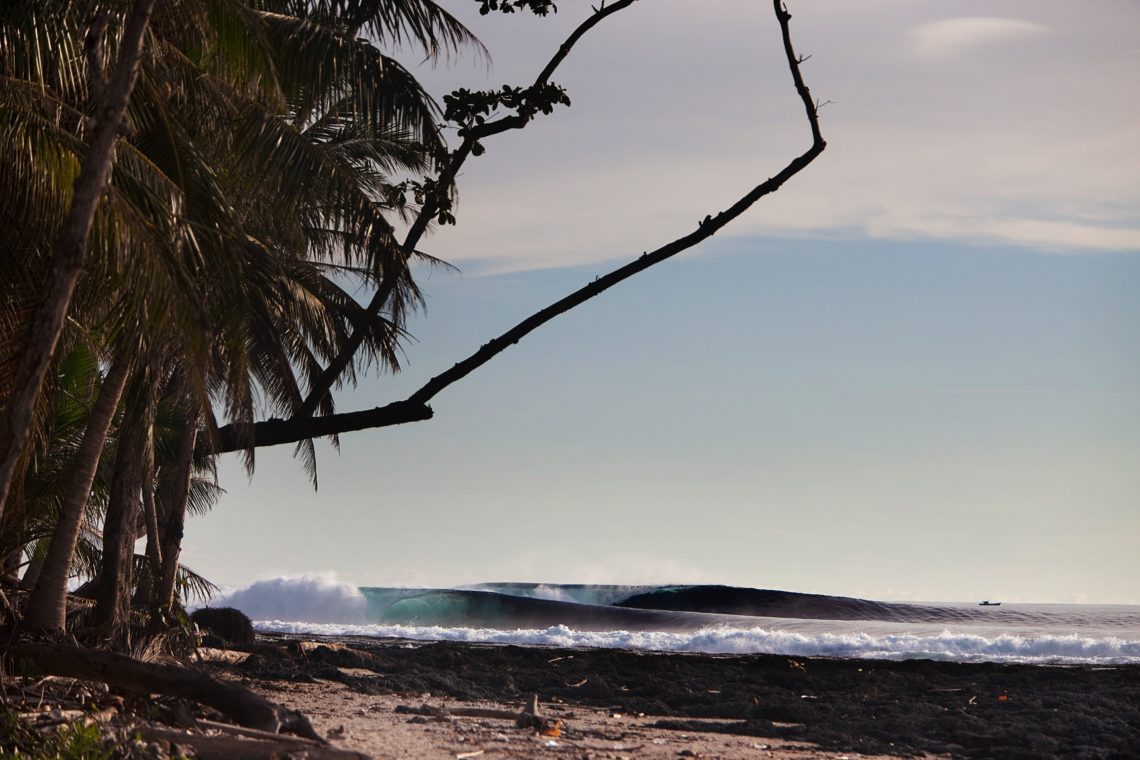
[214,575,368,624]
[253,620,1140,665]
[208,578,1140,665]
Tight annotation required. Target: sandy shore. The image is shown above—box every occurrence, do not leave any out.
[198,634,1140,759]
[252,677,926,759]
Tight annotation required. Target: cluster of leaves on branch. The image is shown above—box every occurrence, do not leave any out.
[477,0,557,16]
[393,81,571,225]
[388,176,455,225]
[443,82,571,152]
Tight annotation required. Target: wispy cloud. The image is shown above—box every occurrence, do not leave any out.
[409,3,1139,273]
[908,17,1049,59]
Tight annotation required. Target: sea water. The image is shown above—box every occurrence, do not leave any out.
[210,578,1140,665]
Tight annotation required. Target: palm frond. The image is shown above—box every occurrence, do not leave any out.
[264,0,487,62]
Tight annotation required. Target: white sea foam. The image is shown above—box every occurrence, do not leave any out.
[214,575,367,624]
[251,621,1140,665]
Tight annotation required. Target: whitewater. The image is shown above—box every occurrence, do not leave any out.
[209,577,1140,666]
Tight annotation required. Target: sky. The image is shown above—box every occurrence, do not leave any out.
[183,1,1140,604]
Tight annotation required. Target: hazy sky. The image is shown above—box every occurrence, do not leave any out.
[183,1,1140,604]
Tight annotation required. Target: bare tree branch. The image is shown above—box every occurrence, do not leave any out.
[213,0,825,454]
[215,400,432,452]
[293,0,639,420]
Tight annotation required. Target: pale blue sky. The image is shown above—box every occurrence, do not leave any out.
[183,2,1140,603]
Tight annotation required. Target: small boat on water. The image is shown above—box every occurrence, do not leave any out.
[978,600,1002,606]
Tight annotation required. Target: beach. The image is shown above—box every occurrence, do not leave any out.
[214,633,1140,759]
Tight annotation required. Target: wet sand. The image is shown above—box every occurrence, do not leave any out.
[213,634,1140,759]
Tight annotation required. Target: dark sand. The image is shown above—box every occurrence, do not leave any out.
[219,634,1140,759]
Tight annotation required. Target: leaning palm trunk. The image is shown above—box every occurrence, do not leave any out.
[94,379,154,649]
[20,540,46,590]
[24,357,130,633]
[152,412,199,625]
[0,0,157,521]
[141,428,162,590]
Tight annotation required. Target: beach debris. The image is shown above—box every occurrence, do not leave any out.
[195,647,251,665]
[787,659,807,671]
[292,640,348,655]
[455,751,485,759]
[567,677,588,688]
[6,643,323,742]
[395,704,451,721]
[395,693,560,733]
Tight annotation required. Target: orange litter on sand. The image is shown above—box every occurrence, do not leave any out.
[542,720,562,737]
[997,694,1010,701]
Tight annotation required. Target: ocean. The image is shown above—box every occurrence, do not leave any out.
[211,578,1140,666]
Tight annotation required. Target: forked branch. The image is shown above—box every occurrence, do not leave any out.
[213,0,825,453]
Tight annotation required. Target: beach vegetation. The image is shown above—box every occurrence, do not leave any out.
[0,705,116,759]
[2,0,472,643]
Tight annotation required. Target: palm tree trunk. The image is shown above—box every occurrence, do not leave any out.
[93,379,154,649]
[20,541,46,590]
[141,431,162,588]
[0,0,157,522]
[152,412,198,624]
[23,357,130,633]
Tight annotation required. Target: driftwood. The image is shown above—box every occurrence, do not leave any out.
[396,693,550,731]
[5,643,321,740]
[137,726,368,760]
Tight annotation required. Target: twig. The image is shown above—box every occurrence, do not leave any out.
[196,718,323,745]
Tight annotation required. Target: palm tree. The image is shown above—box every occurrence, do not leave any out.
[5,0,480,639]
[0,0,159,521]
[21,354,128,633]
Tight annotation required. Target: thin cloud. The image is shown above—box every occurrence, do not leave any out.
[410,4,1138,274]
[908,17,1049,59]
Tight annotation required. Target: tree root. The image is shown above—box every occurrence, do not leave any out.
[5,643,323,741]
